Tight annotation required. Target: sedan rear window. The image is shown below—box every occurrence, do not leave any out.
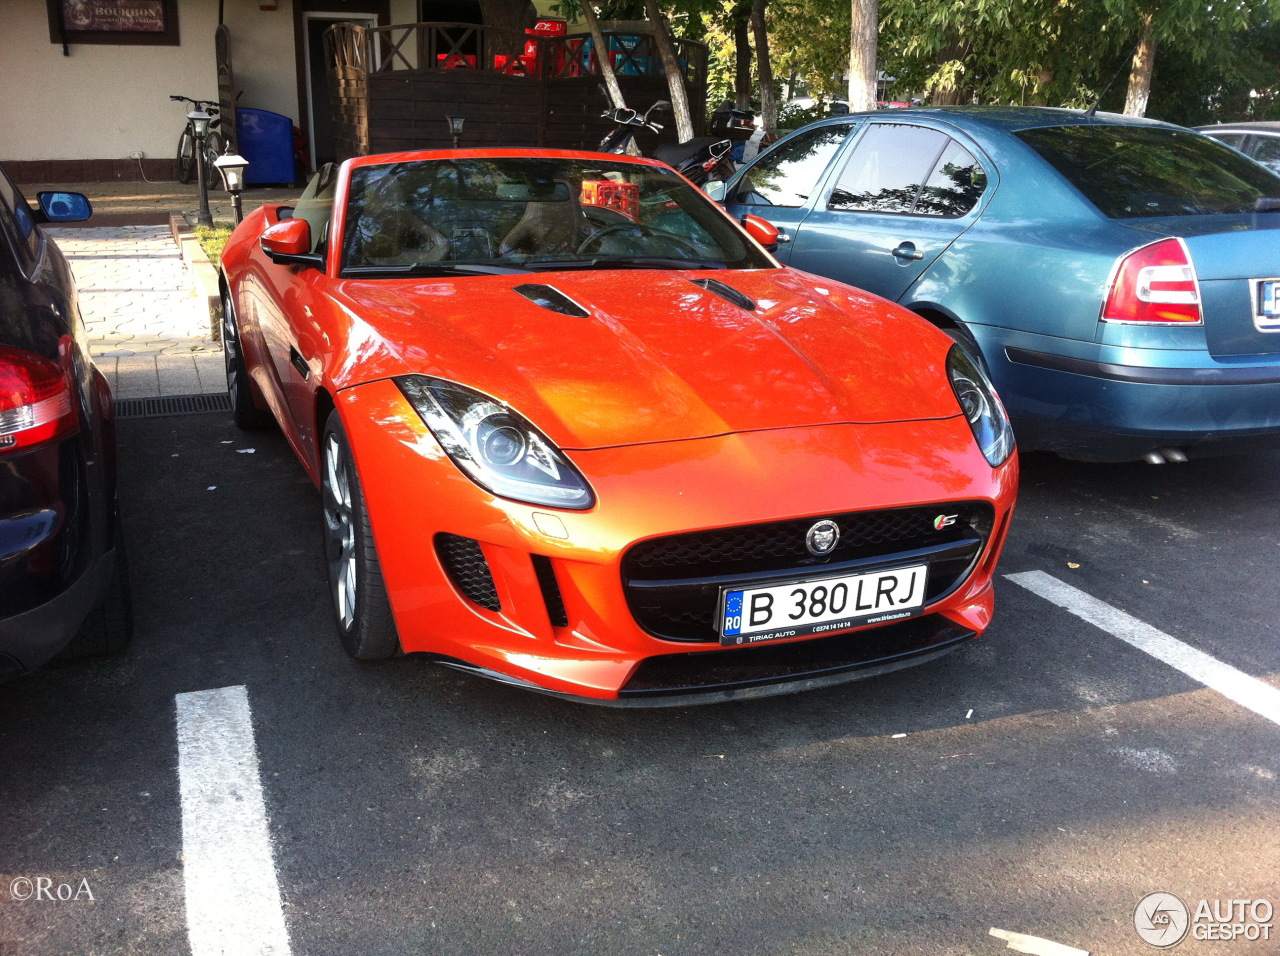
[1016,125,1280,218]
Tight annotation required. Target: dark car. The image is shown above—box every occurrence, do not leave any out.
[0,165,131,681]
[712,107,1280,462]
[1197,121,1280,175]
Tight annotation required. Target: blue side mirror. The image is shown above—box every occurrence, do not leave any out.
[36,191,92,223]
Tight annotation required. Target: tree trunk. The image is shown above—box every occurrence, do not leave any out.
[581,1,626,111]
[732,2,753,110]
[478,0,534,60]
[643,0,695,141]
[1123,12,1158,116]
[751,0,776,132]
[847,0,879,112]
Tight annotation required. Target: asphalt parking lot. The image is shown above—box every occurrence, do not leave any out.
[2,412,1278,956]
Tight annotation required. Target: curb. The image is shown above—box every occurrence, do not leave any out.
[170,212,223,344]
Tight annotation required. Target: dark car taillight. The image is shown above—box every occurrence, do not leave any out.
[1102,237,1202,325]
[0,346,76,453]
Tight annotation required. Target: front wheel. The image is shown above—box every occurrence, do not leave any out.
[321,411,400,660]
[176,128,196,184]
[221,289,272,430]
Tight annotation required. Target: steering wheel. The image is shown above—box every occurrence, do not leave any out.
[577,222,655,254]
[576,222,702,261]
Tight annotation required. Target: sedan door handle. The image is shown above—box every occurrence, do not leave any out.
[891,241,923,261]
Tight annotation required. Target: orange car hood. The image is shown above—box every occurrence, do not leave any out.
[328,268,961,450]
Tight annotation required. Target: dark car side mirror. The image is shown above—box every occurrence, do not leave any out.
[35,191,91,223]
[261,219,324,269]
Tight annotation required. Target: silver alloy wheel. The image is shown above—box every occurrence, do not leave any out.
[222,294,242,405]
[323,431,357,630]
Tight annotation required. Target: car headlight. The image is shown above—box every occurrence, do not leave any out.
[397,375,595,510]
[947,344,1015,467]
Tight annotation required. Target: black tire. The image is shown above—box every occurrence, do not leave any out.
[221,289,272,430]
[321,410,400,660]
[943,322,991,377]
[61,513,133,660]
[176,128,196,184]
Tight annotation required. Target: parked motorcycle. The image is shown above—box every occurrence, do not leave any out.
[596,100,737,188]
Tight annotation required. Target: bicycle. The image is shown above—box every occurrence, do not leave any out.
[170,94,224,185]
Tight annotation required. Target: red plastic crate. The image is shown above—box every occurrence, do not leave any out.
[580,180,640,221]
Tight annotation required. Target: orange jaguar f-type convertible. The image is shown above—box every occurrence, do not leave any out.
[219,148,1018,704]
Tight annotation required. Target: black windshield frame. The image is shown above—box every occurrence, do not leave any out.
[340,157,773,277]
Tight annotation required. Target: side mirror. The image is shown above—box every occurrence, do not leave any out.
[741,214,779,251]
[261,219,324,268]
[36,191,91,223]
[704,180,727,202]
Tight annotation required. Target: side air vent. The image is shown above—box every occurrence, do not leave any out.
[513,284,591,317]
[435,533,501,611]
[531,555,569,628]
[690,278,756,312]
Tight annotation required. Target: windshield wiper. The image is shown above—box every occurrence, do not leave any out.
[343,263,530,278]
[523,257,729,272]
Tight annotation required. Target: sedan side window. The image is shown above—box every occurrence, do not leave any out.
[1249,136,1280,175]
[733,124,851,207]
[827,124,948,214]
[916,140,988,217]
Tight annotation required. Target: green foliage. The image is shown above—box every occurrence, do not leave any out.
[777,101,836,129]
[1149,19,1280,126]
[193,224,233,264]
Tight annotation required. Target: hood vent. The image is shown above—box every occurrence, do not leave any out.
[689,277,757,312]
[513,283,590,318]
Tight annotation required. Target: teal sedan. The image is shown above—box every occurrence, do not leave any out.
[712,107,1280,462]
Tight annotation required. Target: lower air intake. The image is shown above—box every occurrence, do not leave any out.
[435,533,501,611]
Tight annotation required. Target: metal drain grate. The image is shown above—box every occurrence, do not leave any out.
[115,393,231,419]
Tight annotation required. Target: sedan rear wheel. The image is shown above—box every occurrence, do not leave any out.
[321,410,399,660]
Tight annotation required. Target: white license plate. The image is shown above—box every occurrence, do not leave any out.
[719,564,928,646]
[1256,278,1280,329]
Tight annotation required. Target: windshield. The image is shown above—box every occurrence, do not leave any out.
[1015,125,1280,219]
[341,156,772,276]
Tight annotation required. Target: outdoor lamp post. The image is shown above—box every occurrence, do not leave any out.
[446,115,465,149]
[188,110,214,228]
[213,150,250,225]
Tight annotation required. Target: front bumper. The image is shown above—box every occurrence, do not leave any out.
[339,379,1018,702]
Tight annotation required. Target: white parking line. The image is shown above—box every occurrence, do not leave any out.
[176,685,293,956]
[1007,571,1280,729]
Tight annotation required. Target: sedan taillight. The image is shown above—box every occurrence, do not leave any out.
[1102,237,1202,325]
[0,346,76,453]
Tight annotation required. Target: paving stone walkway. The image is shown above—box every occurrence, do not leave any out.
[47,225,224,400]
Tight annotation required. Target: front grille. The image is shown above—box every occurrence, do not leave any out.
[623,503,993,642]
[435,533,501,611]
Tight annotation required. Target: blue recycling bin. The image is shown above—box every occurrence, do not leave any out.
[235,108,294,186]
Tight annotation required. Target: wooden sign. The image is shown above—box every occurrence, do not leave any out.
[48,0,179,45]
